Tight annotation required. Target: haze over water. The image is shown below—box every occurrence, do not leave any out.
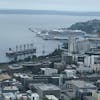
[0,14,100,62]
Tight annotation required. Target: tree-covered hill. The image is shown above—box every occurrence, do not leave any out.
[68,19,100,34]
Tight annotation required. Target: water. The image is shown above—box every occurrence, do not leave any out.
[0,14,100,62]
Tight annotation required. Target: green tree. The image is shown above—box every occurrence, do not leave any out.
[43,97,49,100]
[24,56,31,61]
[32,55,37,61]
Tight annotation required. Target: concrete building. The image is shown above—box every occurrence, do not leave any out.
[68,37,77,53]
[64,37,100,54]
[85,74,100,82]
[76,38,90,53]
[64,80,96,100]
[92,90,100,100]
[77,55,85,63]
[65,80,73,92]
[84,48,100,72]
[61,52,73,65]
[40,68,58,76]
[64,69,76,78]
[2,86,19,93]
[26,91,39,100]
[33,83,61,99]
[13,73,34,89]
[75,38,100,53]
[0,93,4,100]
[32,75,51,84]
[66,80,96,93]
[84,55,93,67]
[77,89,93,100]
[50,76,60,86]
[83,96,96,100]
[59,74,64,88]
[30,93,39,100]
[54,62,64,72]
[22,62,42,74]
[3,93,16,100]
[8,64,23,74]
[16,93,28,100]
[76,66,93,74]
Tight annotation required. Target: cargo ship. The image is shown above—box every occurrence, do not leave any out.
[6,44,36,58]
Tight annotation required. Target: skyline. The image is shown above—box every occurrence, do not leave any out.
[0,0,99,12]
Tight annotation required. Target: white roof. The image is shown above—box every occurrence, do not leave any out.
[31,93,39,97]
[41,68,57,71]
[3,93,16,99]
[3,86,18,91]
[46,95,58,100]
[65,69,76,72]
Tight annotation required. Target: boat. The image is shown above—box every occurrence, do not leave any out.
[6,48,36,58]
[6,44,36,58]
[53,36,68,40]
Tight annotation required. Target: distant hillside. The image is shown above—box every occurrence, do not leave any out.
[0,9,100,16]
[68,19,100,34]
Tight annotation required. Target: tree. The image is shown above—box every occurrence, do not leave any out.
[32,55,37,61]
[49,62,54,68]
[43,97,49,100]
[71,97,80,100]
[24,56,31,61]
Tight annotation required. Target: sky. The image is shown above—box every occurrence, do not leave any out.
[0,0,100,12]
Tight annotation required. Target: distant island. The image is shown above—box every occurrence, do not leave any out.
[68,19,100,35]
[0,9,100,16]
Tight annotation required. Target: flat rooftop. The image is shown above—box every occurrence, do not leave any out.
[71,80,96,89]
[3,93,16,99]
[33,83,60,91]
[84,96,97,100]
[46,95,58,100]
[41,68,55,70]
[3,86,18,91]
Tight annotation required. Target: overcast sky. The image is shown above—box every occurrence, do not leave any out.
[0,0,100,12]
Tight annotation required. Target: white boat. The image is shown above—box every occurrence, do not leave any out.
[53,36,68,40]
